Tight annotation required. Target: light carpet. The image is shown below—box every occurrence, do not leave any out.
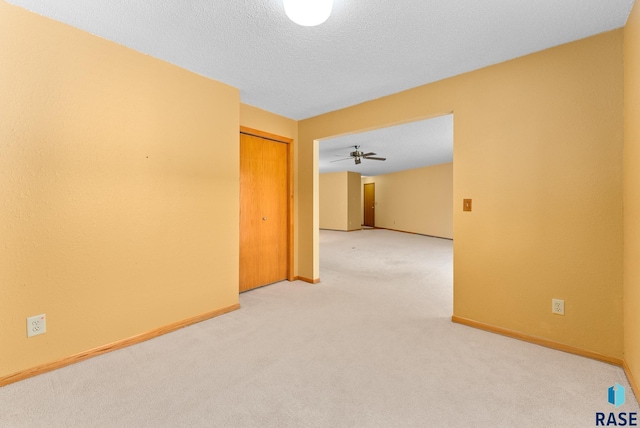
[0,229,636,427]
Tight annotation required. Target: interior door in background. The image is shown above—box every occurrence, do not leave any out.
[239,132,289,292]
[364,183,375,227]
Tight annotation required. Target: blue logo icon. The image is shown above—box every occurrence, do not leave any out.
[608,383,626,408]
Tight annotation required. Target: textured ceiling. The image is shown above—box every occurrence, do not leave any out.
[7,0,634,175]
[6,0,635,120]
[320,115,453,176]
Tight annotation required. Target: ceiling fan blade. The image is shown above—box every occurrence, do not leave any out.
[364,156,386,161]
[330,157,352,163]
[361,152,376,157]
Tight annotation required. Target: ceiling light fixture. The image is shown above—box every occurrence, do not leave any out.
[283,0,333,27]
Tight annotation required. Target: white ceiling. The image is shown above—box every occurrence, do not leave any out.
[319,115,453,176]
[7,0,634,174]
[7,0,634,121]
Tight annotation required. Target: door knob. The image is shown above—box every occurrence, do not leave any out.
[263,217,267,221]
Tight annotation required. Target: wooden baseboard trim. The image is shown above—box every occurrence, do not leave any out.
[623,360,640,403]
[0,303,241,388]
[451,315,623,367]
[294,276,320,284]
[373,227,453,241]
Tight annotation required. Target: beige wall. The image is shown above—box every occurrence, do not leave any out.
[347,172,361,230]
[319,171,361,231]
[1,3,240,378]
[320,172,348,230]
[240,104,298,140]
[361,163,453,239]
[624,1,640,388]
[239,104,299,274]
[300,31,624,358]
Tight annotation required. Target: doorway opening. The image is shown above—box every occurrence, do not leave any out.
[317,113,454,312]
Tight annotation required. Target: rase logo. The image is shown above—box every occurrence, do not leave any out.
[596,383,637,426]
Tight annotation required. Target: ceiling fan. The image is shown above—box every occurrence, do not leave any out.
[331,145,387,165]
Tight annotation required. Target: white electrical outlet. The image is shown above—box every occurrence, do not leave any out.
[552,299,565,315]
[27,314,46,337]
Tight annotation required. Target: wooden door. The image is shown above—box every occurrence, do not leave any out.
[239,132,289,292]
[363,183,375,227]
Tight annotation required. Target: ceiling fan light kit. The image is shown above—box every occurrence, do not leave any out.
[283,0,333,26]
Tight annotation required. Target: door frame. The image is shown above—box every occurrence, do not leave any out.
[240,126,294,282]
